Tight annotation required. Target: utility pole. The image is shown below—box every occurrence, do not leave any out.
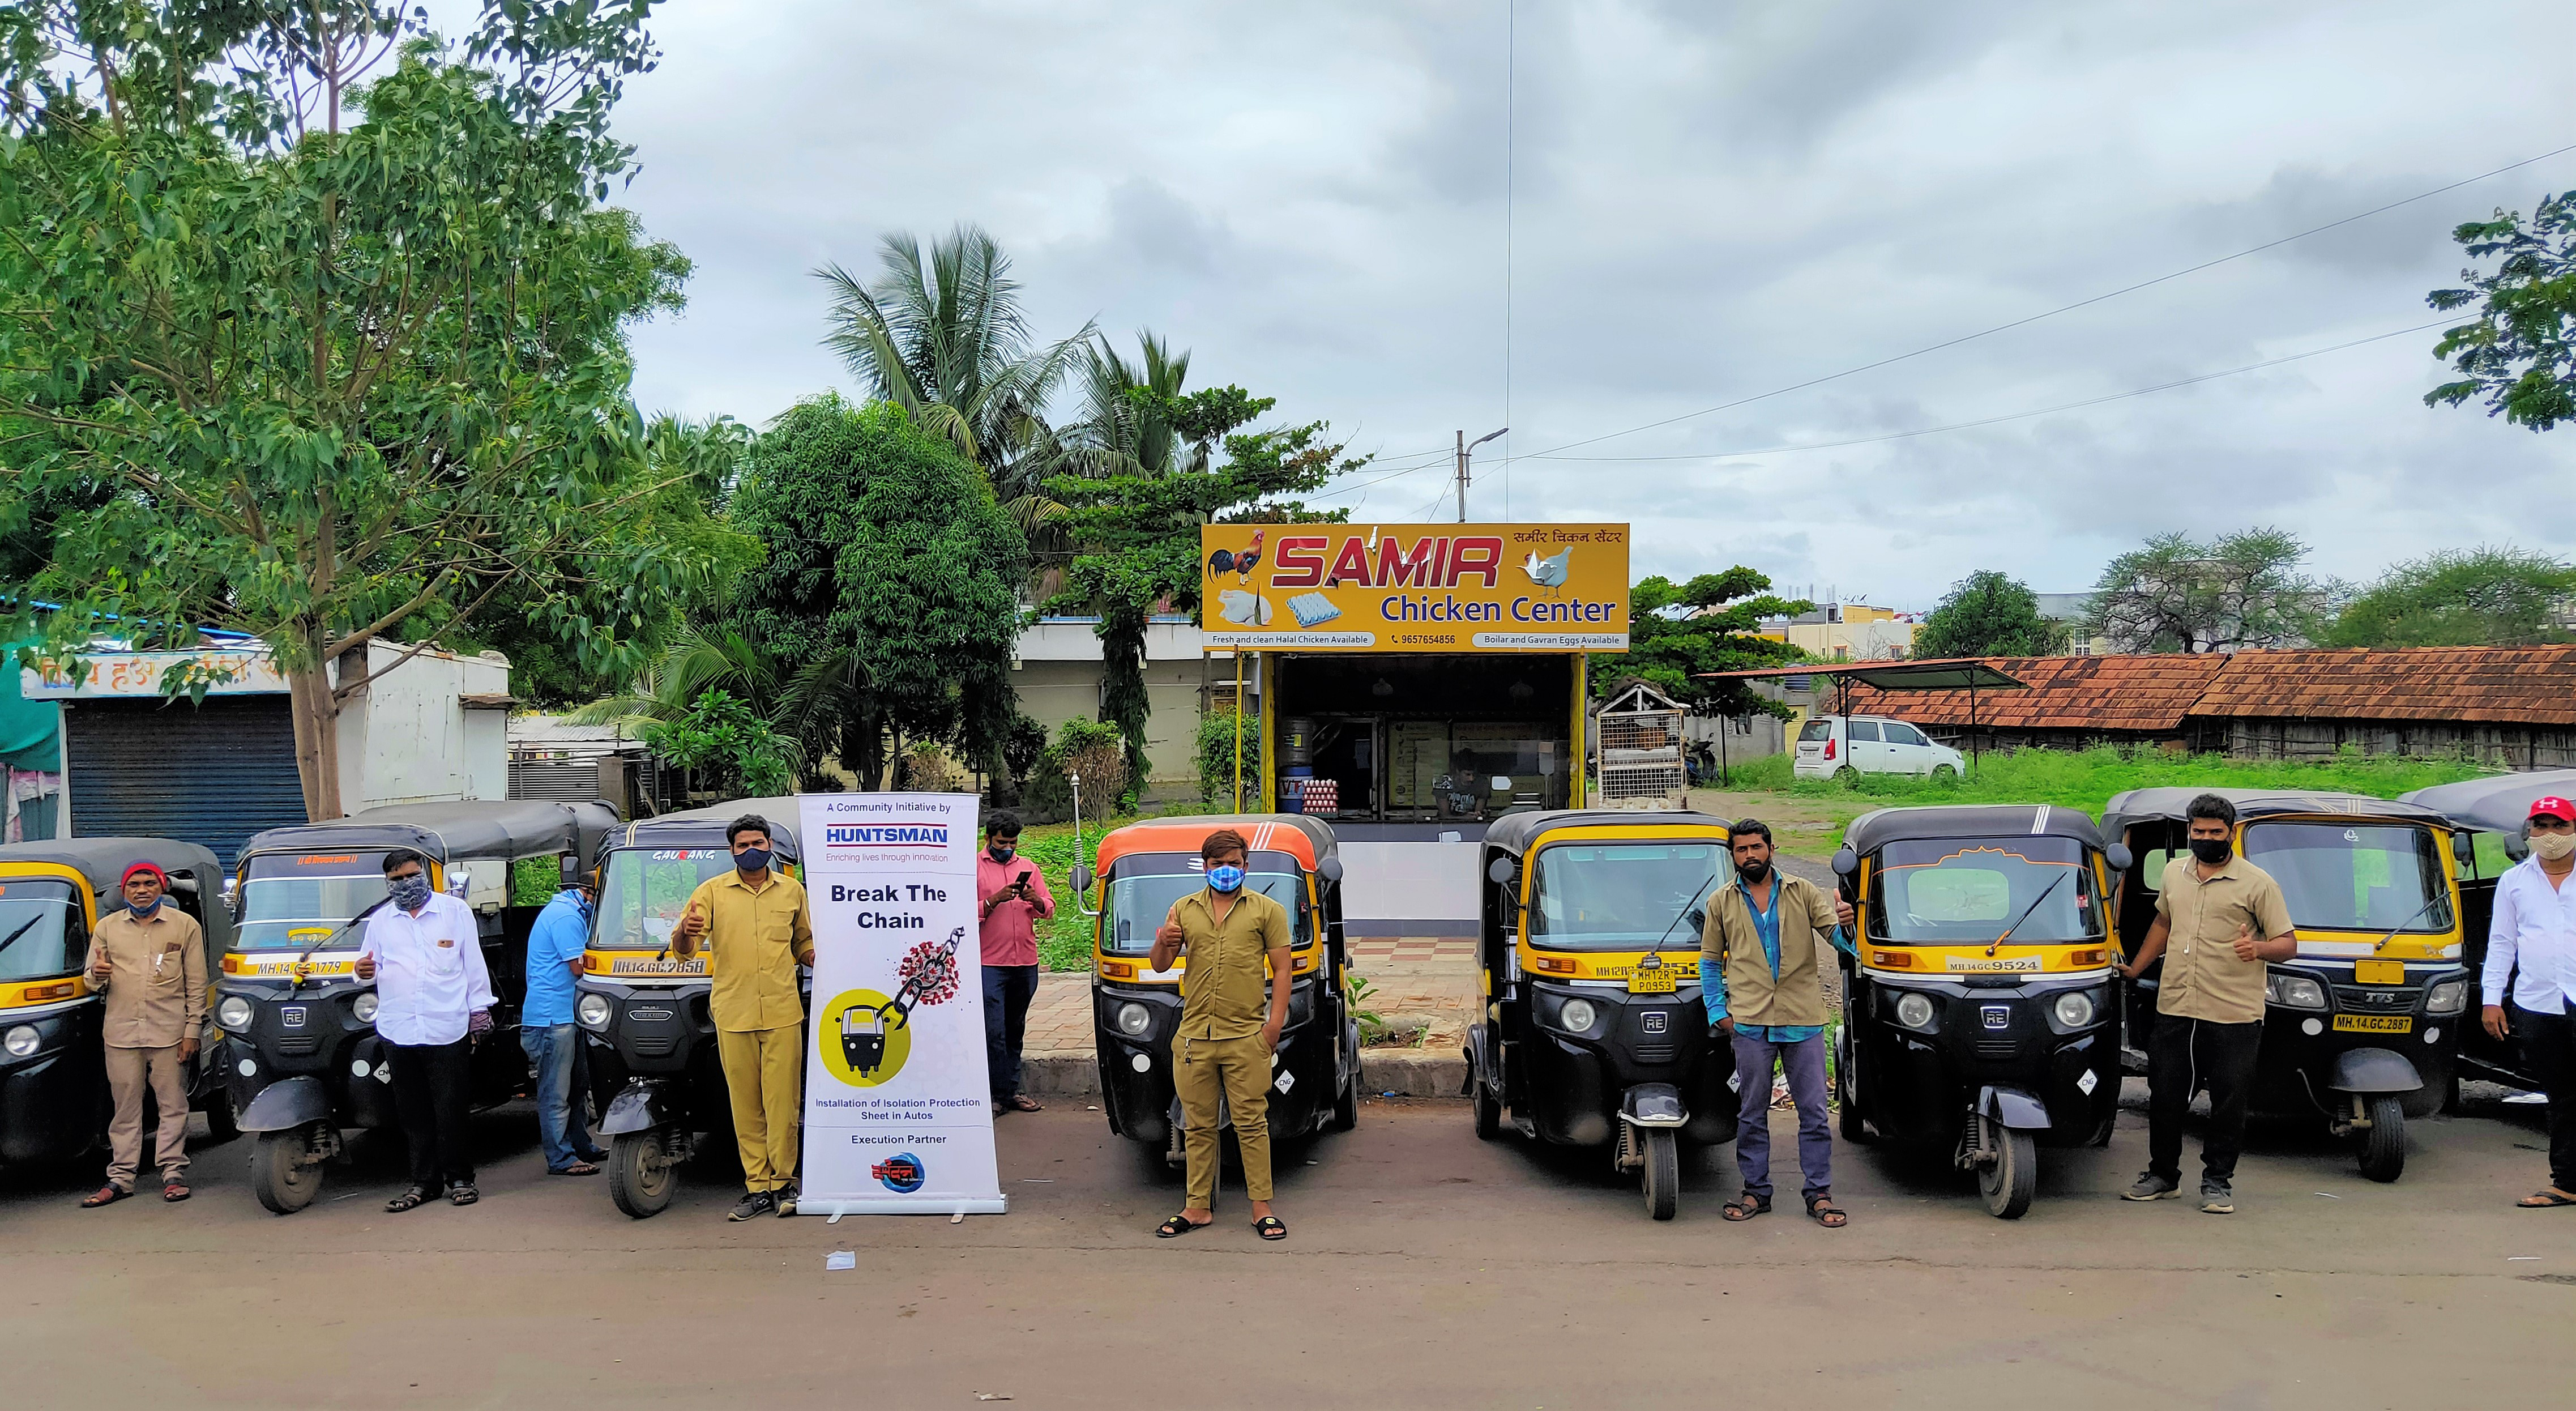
[1457,427,1507,522]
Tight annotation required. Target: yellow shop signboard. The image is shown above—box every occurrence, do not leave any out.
[1198,523,1629,653]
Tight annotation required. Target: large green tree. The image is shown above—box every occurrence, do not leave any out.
[2427,191,2576,430]
[2321,547,2576,647]
[0,1,700,819]
[1596,570,1810,717]
[2084,529,2336,653]
[1912,570,2070,659]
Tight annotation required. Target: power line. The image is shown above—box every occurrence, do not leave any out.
[1505,140,2576,463]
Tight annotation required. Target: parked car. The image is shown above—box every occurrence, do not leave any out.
[1792,714,1966,780]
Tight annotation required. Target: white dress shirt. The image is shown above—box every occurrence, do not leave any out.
[2483,855,2576,1013]
[360,890,497,1046]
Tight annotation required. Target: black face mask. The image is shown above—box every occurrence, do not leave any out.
[1735,857,1771,885]
[2189,837,2232,866]
[988,843,1016,863]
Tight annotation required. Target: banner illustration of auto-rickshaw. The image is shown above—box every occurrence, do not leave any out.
[818,927,966,1087]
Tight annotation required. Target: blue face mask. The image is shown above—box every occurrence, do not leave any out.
[734,846,774,875]
[129,895,162,918]
[388,875,431,911]
[1207,864,1246,894]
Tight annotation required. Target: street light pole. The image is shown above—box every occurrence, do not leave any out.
[1456,427,1507,522]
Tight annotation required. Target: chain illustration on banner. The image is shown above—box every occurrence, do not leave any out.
[837,927,967,1078]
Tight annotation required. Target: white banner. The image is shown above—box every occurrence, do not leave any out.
[796,792,1003,1216]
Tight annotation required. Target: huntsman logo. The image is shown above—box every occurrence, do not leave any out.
[825,824,950,846]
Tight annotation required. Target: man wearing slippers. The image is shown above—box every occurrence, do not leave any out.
[1148,829,1295,1243]
[2483,795,2576,1210]
[78,862,206,1208]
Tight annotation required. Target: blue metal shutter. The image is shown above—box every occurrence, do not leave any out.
[66,696,307,865]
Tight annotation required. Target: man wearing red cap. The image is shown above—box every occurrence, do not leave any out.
[2483,795,2576,1209]
[78,861,206,1207]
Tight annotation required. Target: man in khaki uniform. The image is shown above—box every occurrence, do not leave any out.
[674,815,814,1221]
[1149,828,1294,1241]
[79,862,206,1207]
[2119,792,2297,1214]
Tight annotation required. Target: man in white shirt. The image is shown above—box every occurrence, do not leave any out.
[2481,794,2576,1209]
[353,847,495,1212]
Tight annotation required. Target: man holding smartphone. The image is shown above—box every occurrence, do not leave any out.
[977,812,1054,1114]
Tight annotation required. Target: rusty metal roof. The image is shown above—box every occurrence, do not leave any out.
[2188,646,2576,726]
[1862,655,2231,733]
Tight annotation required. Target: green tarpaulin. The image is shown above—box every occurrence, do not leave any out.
[2,642,62,771]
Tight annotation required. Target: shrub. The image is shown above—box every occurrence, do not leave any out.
[1198,705,1263,807]
[1023,718,1133,821]
[900,743,966,794]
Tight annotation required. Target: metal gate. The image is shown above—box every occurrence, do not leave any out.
[65,696,307,864]
[1595,683,1686,810]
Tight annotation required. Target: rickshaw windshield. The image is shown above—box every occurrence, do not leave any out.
[0,880,86,982]
[1100,856,1309,956]
[1869,838,2103,943]
[236,851,392,949]
[592,847,755,950]
[2241,821,2453,933]
[1530,842,1724,950]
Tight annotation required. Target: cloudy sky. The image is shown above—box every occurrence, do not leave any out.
[561,1,2574,608]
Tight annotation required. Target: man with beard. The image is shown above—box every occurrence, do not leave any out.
[2118,792,2297,1214]
[1702,819,1856,1228]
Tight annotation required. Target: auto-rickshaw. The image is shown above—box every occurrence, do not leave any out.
[574,797,804,1218]
[220,800,617,1212]
[0,837,239,1171]
[1071,815,1360,1167]
[1468,810,1738,1221]
[1829,806,2131,1218]
[2101,788,2471,1183]
[2397,769,2576,1093]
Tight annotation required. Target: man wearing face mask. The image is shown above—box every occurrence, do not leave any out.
[522,869,609,1175]
[78,862,206,1207]
[675,815,815,1220]
[976,812,1054,1114]
[2480,796,2576,1209]
[354,847,497,1212]
[1148,828,1295,1241]
[2118,793,2297,1214]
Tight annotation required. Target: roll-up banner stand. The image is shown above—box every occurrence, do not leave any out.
[797,793,1005,1216]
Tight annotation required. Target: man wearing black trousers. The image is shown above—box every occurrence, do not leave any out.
[354,848,495,1212]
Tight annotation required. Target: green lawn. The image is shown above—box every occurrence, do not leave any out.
[1007,817,1115,971]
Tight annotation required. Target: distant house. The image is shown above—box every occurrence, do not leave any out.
[1755,603,1916,662]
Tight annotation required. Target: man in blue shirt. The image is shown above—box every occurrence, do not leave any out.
[1699,819,1856,1227]
[522,877,609,1175]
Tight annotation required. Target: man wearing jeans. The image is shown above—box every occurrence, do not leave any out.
[976,812,1054,1114]
[522,873,608,1175]
[1702,819,1856,1228]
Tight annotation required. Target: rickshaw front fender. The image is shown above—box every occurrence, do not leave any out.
[601,1079,681,1135]
[1977,1084,2052,1131]
[237,1075,332,1133]
[2329,1047,2421,1094]
[1620,1082,1687,1127]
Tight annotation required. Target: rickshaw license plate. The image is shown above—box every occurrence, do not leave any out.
[2333,1015,2411,1034]
[2353,960,2404,986]
[1628,966,1678,995]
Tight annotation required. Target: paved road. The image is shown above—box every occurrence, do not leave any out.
[6,1095,2573,1408]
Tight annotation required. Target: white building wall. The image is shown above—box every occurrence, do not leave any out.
[1010,618,1233,788]
[335,642,510,809]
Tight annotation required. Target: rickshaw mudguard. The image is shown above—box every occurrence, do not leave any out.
[601,1079,682,1135]
[2329,1047,2422,1094]
[237,1075,332,1133]
[1620,1082,1687,1127]
[1976,1084,2052,1130]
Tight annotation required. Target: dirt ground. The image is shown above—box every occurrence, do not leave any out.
[7,1090,2574,1409]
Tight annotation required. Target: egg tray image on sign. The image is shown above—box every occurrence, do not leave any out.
[838,928,967,1077]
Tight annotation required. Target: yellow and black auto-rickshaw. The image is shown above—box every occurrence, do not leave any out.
[2103,788,2471,1183]
[0,837,238,1171]
[1829,805,2131,1218]
[220,800,617,1212]
[1469,810,1738,1220]
[2399,770,2576,1094]
[574,797,804,1218]
[1072,815,1359,1167]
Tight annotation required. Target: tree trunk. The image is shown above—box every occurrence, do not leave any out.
[285,658,345,822]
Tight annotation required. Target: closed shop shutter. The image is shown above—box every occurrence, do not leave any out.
[66,696,307,864]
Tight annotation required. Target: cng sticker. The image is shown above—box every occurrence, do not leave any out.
[818,989,912,1088]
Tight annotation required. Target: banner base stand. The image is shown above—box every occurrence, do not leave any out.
[802,1197,1009,1217]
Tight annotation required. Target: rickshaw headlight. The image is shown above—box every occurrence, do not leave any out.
[1116,1002,1152,1037]
[351,991,379,1025]
[2266,974,2328,1011]
[1893,992,1936,1031]
[2425,979,2468,1015]
[2052,991,2096,1029]
[216,996,254,1032]
[577,994,614,1030]
[1558,998,1599,1034]
[3,1025,37,1058]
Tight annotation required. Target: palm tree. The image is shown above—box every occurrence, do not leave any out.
[1050,330,1202,480]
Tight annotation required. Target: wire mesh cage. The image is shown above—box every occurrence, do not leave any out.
[1595,683,1686,809]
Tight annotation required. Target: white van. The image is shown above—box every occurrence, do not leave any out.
[1791,714,1967,781]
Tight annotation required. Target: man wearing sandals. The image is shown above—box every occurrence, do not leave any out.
[355,848,496,1212]
[1149,829,1295,1243]
[2481,795,2576,1210]
[977,811,1053,1116]
[522,871,609,1176]
[1702,819,1856,1229]
[79,862,206,1208]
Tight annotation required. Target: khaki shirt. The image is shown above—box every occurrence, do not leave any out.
[1700,872,1840,1029]
[86,904,208,1049]
[680,871,815,1033]
[1171,888,1293,1041]
[2154,854,2294,1024]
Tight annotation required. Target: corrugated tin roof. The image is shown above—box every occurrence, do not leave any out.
[1864,655,2230,733]
[2189,646,2576,726]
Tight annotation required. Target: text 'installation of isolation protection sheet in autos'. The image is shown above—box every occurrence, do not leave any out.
[796,793,1005,1216]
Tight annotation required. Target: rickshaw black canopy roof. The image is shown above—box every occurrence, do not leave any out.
[2396,770,2576,835]
[611,797,805,860]
[0,834,238,949]
[2100,787,2446,841]
[240,800,620,866]
[1483,809,1730,859]
[1842,805,2105,858]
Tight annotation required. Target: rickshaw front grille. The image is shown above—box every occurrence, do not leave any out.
[627,1035,680,1057]
[275,1035,322,1056]
[2331,985,2419,1014]
[1634,1042,1676,1063]
[1973,1039,2018,1060]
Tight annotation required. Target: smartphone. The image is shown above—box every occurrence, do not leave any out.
[1015,869,1033,891]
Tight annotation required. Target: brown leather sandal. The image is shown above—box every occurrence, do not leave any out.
[80,1184,131,1208]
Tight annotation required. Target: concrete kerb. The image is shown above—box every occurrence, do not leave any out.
[1020,1050,1467,1101]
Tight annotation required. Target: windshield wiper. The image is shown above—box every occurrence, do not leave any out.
[1988,871,2072,957]
[1639,871,1721,970]
[285,899,392,998]
[0,913,46,963]
[2368,890,2449,956]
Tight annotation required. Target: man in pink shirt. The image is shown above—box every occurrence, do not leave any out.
[977,812,1055,1112]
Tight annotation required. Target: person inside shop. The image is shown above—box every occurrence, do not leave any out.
[523,867,609,1175]
[1150,828,1295,1242]
[977,811,1054,1114]
[674,815,815,1221]
[2481,795,2576,1209]
[2118,793,2298,1216]
[79,862,206,1207]
[355,848,496,1212]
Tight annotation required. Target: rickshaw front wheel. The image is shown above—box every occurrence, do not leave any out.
[609,1127,677,1218]
[1641,1127,1680,1221]
[1472,1074,1502,1141]
[250,1123,325,1215]
[1979,1124,2036,1220]
[2357,1096,2406,1184]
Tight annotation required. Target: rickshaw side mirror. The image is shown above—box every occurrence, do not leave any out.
[2504,833,2531,863]
[1487,856,1518,886]
[1830,847,1858,877]
[1069,863,1093,894]
[2105,843,2134,873]
[2451,830,2474,865]
[1317,856,1345,885]
[559,854,582,888]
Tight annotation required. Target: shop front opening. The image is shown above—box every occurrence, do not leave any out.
[1272,654,1575,824]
